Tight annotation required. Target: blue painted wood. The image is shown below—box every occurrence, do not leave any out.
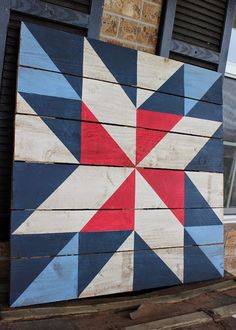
[19,92,81,120]
[185,208,223,227]
[184,226,224,246]
[184,243,224,283]
[12,162,77,210]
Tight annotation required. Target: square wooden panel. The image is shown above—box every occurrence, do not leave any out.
[10,22,224,307]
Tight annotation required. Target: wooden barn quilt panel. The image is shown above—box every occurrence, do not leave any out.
[10,22,224,307]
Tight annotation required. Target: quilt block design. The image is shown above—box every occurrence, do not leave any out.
[10,22,224,307]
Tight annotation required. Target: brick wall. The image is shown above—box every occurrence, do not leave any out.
[100,0,163,54]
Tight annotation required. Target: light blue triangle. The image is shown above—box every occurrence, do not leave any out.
[12,235,79,307]
[184,98,198,115]
[18,67,81,100]
[58,233,79,256]
[186,225,223,245]
[20,23,60,72]
[199,244,224,276]
[184,64,221,100]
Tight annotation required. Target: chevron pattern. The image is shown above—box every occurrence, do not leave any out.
[10,22,224,307]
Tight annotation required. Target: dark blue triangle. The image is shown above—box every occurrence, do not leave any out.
[43,117,81,162]
[185,174,211,209]
[10,257,52,305]
[186,99,222,122]
[11,233,76,258]
[79,231,132,254]
[185,208,222,227]
[78,231,132,295]
[212,125,223,139]
[158,66,184,96]
[139,91,184,115]
[12,162,77,209]
[201,76,223,105]
[78,252,113,295]
[19,92,81,120]
[26,22,84,77]
[185,138,223,172]
[133,233,181,290]
[184,231,223,282]
[88,38,137,105]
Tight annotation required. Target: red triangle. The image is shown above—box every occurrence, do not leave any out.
[138,169,184,224]
[81,171,135,232]
[80,103,133,167]
[137,109,182,131]
[136,128,167,165]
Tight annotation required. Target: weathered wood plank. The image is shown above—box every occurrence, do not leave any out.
[2,280,236,321]
[9,243,224,307]
[11,163,223,210]
[18,22,222,103]
[14,113,223,172]
[125,311,212,330]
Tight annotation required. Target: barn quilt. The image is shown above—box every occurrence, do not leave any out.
[10,22,224,307]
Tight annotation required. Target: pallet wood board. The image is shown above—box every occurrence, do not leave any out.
[10,22,224,307]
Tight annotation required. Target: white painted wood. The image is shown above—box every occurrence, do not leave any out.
[39,166,133,210]
[79,233,134,298]
[82,77,136,127]
[12,210,96,235]
[15,114,79,164]
[138,132,209,169]
[171,116,221,137]
[137,51,183,92]
[135,209,184,249]
[154,247,184,282]
[186,171,223,208]
[17,93,37,115]
[135,170,167,209]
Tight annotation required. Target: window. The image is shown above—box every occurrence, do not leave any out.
[224,7,236,215]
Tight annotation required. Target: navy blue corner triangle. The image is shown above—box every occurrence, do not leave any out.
[185,174,211,209]
[11,233,77,258]
[185,138,223,172]
[12,162,77,209]
[43,117,81,162]
[25,22,84,77]
[212,125,223,139]
[79,231,132,254]
[184,232,223,282]
[139,91,184,115]
[10,257,52,305]
[201,76,223,105]
[19,93,81,120]
[133,233,181,290]
[185,208,222,227]
[186,99,222,122]
[87,39,137,105]
[158,66,184,96]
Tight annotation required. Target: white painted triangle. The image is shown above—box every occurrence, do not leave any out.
[20,23,60,72]
[13,210,96,235]
[79,232,134,298]
[135,209,184,249]
[135,170,167,209]
[186,171,223,208]
[14,113,79,164]
[171,116,221,137]
[154,247,184,282]
[212,208,223,223]
[136,88,154,109]
[138,132,209,169]
[137,51,183,91]
[102,124,136,163]
[17,93,37,115]
[12,254,78,307]
[39,166,133,210]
